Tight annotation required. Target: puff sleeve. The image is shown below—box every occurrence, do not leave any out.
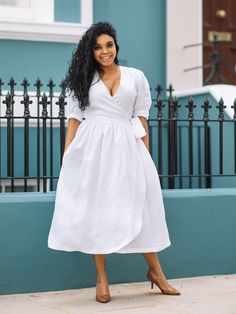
[132,70,152,119]
[66,92,83,122]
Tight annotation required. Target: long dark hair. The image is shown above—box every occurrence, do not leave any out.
[65,22,119,111]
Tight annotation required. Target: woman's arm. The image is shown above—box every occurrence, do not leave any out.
[139,116,149,151]
[64,118,81,152]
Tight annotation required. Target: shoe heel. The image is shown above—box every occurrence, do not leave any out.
[151,282,154,289]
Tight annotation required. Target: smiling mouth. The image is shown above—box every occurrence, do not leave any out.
[100,55,112,61]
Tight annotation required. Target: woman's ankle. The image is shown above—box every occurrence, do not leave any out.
[97,274,108,283]
[149,268,167,280]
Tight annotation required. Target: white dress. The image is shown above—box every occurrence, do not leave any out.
[48,65,171,254]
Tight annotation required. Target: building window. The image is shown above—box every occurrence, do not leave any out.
[0,0,54,23]
[0,0,93,43]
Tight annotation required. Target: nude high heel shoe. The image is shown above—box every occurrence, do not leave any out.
[95,282,111,303]
[147,270,181,295]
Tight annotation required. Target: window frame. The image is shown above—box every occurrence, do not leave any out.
[0,0,93,43]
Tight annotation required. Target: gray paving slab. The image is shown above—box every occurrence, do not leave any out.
[1,274,236,314]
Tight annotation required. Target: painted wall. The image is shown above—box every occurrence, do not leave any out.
[0,0,81,85]
[94,0,167,112]
[0,40,75,89]
[0,0,167,190]
[54,0,81,23]
[167,0,203,89]
[0,189,235,294]
[0,0,166,109]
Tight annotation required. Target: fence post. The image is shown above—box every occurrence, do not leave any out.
[57,81,66,166]
[202,98,212,188]
[35,79,43,192]
[186,97,196,188]
[40,93,50,192]
[21,78,32,192]
[167,85,177,189]
[155,85,164,187]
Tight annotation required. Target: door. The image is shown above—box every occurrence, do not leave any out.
[203,0,236,85]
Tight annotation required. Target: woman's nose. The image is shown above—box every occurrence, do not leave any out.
[101,47,108,53]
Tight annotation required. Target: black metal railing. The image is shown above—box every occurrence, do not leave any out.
[1,78,236,192]
[149,84,236,189]
[0,78,67,193]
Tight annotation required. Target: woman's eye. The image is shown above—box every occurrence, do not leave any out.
[107,43,113,47]
[94,46,101,50]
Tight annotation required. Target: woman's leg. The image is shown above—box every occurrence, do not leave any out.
[93,254,110,301]
[143,252,180,294]
[93,254,108,282]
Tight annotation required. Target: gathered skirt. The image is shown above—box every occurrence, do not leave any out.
[48,117,171,254]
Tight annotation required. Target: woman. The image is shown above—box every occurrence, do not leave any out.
[48,22,181,303]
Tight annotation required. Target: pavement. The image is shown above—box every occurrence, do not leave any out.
[1,274,236,314]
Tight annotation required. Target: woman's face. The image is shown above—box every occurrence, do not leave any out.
[93,34,117,68]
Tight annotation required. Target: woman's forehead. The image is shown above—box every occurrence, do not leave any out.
[95,34,114,44]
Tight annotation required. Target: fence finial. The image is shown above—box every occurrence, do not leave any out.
[186,97,196,120]
[34,78,43,97]
[47,79,55,97]
[3,92,14,117]
[21,78,30,96]
[231,99,236,120]
[40,93,50,118]
[202,98,212,120]
[216,97,226,121]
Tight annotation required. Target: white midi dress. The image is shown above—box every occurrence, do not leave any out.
[48,65,171,254]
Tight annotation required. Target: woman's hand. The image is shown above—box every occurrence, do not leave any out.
[64,118,81,152]
[139,116,149,151]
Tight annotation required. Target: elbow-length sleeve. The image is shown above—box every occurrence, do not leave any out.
[66,92,83,122]
[132,70,152,119]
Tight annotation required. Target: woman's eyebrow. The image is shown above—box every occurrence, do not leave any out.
[94,41,114,46]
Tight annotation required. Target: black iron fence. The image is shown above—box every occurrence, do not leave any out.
[0,78,66,193]
[149,85,236,189]
[0,78,236,192]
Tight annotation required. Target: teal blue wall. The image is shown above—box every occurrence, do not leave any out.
[0,0,83,86]
[54,0,81,23]
[93,0,166,118]
[0,189,235,294]
[0,0,166,104]
[0,0,167,187]
[0,40,75,88]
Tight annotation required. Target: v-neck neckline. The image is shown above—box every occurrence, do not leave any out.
[99,65,122,99]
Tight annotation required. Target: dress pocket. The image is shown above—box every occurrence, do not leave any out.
[63,125,82,155]
[63,132,78,155]
[64,139,75,155]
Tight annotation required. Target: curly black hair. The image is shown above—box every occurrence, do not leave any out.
[65,21,120,111]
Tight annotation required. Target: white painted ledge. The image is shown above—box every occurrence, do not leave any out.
[0,20,90,43]
[173,84,236,119]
